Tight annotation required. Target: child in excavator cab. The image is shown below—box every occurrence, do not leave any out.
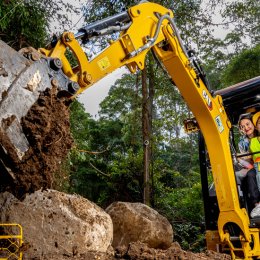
[237,113,260,218]
[250,112,260,191]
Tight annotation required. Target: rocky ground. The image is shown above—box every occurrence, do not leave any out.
[9,242,231,260]
[0,190,231,260]
[24,242,231,260]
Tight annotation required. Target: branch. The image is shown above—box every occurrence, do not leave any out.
[89,161,110,177]
[78,147,109,154]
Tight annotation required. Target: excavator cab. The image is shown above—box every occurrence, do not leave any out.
[199,76,260,251]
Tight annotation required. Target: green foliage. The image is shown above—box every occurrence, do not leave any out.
[154,177,204,251]
[221,0,260,46]
[204,0,259,89]
[99,74,142,118]
[68,100,108,201]
[0,0,48,49]
[164,0,212,47]
[68,99,144,205]
[201,37,227,89]
[0,0,80,49]
[83,0,138,21]
[155,137,199,185]
[69,100,95,148]
[154,181,203,222]
[173,223,205,252]
[221,44,260,87]
[98,148,144,205]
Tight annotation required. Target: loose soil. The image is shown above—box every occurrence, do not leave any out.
[31,242,231,259]
[113,242,231,260]
[0,87,73,198]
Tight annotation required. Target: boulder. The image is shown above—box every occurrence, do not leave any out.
[106,201,173,249]
[0,190,113,259]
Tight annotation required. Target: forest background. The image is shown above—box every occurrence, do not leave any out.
[0,0,259,252]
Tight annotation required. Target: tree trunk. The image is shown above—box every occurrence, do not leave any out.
[142,59,154,205]
[148,59,155,207]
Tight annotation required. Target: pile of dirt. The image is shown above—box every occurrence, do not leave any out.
[24,242,230,260]
[113,242,231,260]
[42,242,231,259]
[2,87,73,198]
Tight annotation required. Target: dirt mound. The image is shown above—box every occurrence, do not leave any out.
[114,241,231,260]
[22,242,230,259]
[43,241,230,259]
[1,88,73,198]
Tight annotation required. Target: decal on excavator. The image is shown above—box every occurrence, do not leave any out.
[202,90,213,111]
[97,57,111,71]
[215,115,224,133]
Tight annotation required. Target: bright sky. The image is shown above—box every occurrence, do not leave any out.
[78,67,128,118]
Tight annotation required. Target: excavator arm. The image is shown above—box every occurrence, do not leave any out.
[39,3,177,93]
[0,2,259,259]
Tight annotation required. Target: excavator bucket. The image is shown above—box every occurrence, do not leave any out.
[0,41,49,174]
[0,40,74,196]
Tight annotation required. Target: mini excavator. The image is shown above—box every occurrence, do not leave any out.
[0,2,260,259]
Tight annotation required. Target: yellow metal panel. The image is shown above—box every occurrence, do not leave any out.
[0,224,23,260]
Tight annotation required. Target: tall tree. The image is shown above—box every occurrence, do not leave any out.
[200,0,259,89]
[0,0,80,49]
[221,0,259,48]
[0,0,47,49]
[221,44,260,87]
[142,60,154,205]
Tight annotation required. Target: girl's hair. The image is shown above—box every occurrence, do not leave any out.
[238,113,253,127]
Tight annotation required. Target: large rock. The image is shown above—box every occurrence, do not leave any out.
[0,190,113,259]
[106,202,173,249]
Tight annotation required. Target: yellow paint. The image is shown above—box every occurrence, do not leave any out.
[0,224,23,260]
[97,57,111,71]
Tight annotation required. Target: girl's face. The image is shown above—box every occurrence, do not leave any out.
[240,118,255,138]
